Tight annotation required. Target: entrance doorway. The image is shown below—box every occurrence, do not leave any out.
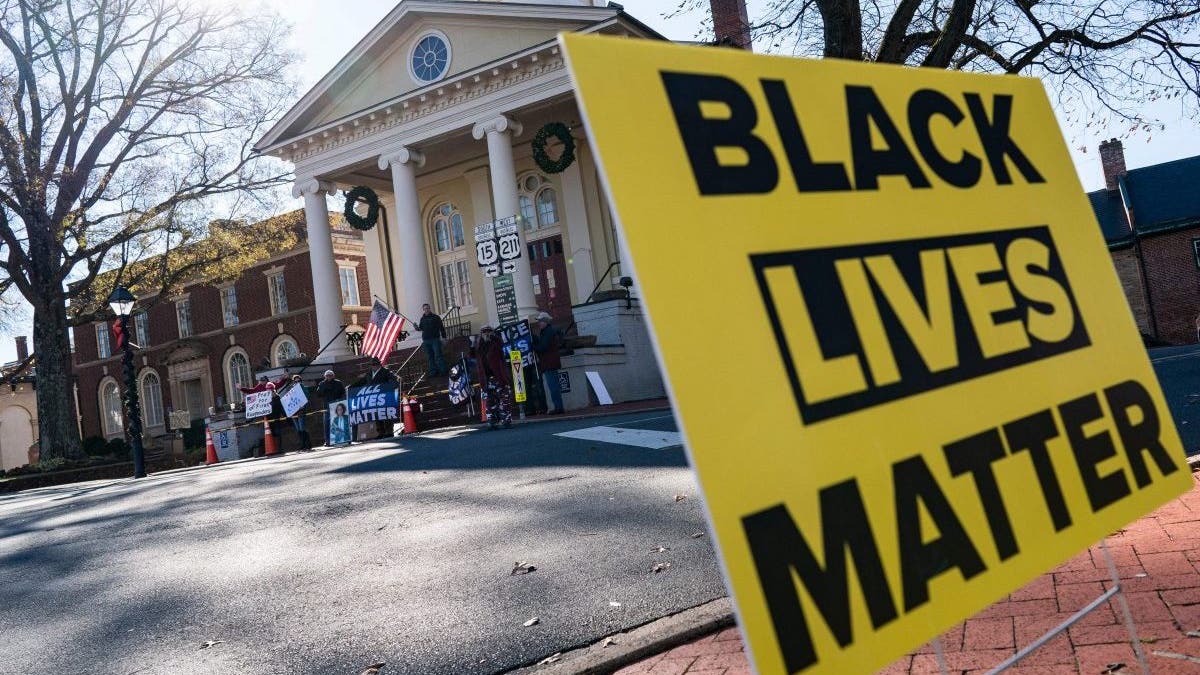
[528,234,572,324]
[182,379,206,420]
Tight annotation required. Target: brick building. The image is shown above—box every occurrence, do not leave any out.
[71,211,370,445]
[1090,140,1200,345]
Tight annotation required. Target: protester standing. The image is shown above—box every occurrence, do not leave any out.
[315,369,347,445]
[284,374,312,450]
[418,303,448,376]
[240,374,285,455]
[532,312,565,415]
[522,316,548,415]
[476,326,512,429]
[358,357,399,438]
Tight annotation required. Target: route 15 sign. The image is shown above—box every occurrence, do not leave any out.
[476,216,522,278]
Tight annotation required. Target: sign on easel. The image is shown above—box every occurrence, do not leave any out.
[562,33,1192,675]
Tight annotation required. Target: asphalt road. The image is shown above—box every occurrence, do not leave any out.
[0,411,726,675]
[1149,344,1200,456]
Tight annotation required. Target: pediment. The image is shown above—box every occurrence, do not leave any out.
[257,1,651,152]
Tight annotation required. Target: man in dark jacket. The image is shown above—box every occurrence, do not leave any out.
[418,303,447,376]
[476,326,512,429]
[532,312,565,414]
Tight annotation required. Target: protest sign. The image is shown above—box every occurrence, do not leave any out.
[243,390,273,420]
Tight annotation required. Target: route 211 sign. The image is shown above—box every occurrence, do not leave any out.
[475,216,521,278]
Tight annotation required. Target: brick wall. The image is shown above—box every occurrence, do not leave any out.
[1139,229,1200,344]
[1109,247,1152,336]
[73,247,368,440]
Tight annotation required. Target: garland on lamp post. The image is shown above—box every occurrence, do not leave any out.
[343,186,381,231]
[531,122,576,174]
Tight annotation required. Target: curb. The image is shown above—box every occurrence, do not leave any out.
[502,598,735,675]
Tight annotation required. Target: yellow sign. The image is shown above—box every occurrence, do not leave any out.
[511,349,527,403]
[561,33,1190,675]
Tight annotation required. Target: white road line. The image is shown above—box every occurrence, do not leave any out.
[555,425,682,449]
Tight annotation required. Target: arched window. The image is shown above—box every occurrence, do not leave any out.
[429,202,473,311]
[431,202,464,253]
[140,370,164,428]
[99,378,123,437]
[225,349,253,404]
[273,336,299,367]
[518,173,559,231]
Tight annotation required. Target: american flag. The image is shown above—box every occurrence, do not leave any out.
[361,300,406,363]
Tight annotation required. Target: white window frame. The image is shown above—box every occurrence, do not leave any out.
[224,348,253,404]
[517,173,561,233]
[268,272,288,316]
[220,285,239,327]
[134,311,150,348]
[96,323,111,359]
[272,335,300,367]
[99,376,123,437]
[140,369,164,429]
[176,298,192,338]
[430,202,474,313]
[339,266,360,307]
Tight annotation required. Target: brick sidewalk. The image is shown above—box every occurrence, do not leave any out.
[618,473,1200,675]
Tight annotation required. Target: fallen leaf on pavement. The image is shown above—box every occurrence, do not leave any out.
[1186,630,1200,638]
[538,653,561,665]
[651,546,670,553]
[524,617,540,627]
[359,663,386,675]
[198,640,223,650]
[691,532,705,538]
[511,561,537,575]
[673,494,687,502]
[1101,663,1125,673]
[602,637,618,648]
[651,562,671,574]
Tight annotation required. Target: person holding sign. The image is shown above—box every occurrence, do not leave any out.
[476,326,512,430]
[241,374,285,455]
[283,374,312,450]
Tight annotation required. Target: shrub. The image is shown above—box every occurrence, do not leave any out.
[82,436,108,458]
[106,438,130,459]
[35,457,66,472]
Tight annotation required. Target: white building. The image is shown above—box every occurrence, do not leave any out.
[255,0,664,367]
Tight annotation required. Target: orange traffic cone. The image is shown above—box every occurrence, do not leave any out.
[403,396,418,434]
[204,427,219,465]
[263,419,280,457]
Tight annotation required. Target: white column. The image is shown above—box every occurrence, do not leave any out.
[292,178,350,361]
[378,146,434,319]
[560,140,596,303]
[472,115,538,320]
[463,166,500,328]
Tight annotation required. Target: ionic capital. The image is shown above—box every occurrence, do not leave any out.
[291,177,338,199]
[378,146,426,171]
[472,115,523,140]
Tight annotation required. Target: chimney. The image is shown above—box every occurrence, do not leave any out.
[1099,138,1127,191]
[15,336,28,362]
[710,0,752,50]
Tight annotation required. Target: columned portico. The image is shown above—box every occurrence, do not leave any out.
[378,147,434,317]
[293,178,350,361]
[473,114,539,320]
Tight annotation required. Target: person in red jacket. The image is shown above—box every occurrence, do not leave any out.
[475,326,512,429]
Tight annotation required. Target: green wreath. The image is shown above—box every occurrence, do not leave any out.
[532,122,576,174]
[343,186,380,231]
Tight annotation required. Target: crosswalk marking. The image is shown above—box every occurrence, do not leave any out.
[555,425,682,449]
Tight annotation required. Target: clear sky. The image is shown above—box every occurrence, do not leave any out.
[7,0,1198,363]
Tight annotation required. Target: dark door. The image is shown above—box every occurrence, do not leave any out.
[528,235,573,324]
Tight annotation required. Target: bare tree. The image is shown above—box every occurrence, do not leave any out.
[0,0,297,459]
[687,0,1199,130]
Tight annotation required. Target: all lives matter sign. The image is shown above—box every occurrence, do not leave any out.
[561,34,1192,675]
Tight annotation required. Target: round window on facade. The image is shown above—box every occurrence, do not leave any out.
[410,32,451,83]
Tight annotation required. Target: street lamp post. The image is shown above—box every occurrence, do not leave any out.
[109,287,145,479]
